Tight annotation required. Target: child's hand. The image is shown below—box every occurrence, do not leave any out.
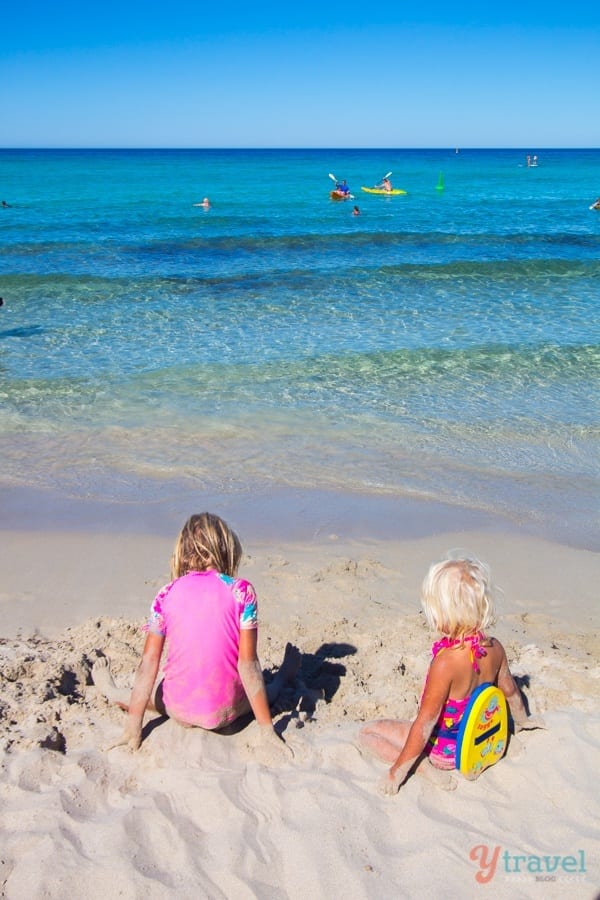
[514,714,546,732]
[257,723,294,760]
[105,723,143,752]
[378,769,403,796]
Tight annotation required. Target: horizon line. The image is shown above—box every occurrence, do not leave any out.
[2,145,600,153]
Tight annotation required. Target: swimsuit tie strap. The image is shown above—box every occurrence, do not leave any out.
[466,632,487,672]
[432,632,487,673]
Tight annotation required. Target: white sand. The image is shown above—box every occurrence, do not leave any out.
[1,528,599,898]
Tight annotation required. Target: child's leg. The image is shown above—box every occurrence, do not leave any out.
[92,657,162,713]
[358,719,412,763]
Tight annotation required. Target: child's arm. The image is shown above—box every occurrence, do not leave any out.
[237,629,293,757]
[108,632,164,751]
[381,658,450,795]
[237,628,273,726]
[497,649,546,731]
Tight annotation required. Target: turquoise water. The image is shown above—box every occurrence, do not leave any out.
[1,149,599,545]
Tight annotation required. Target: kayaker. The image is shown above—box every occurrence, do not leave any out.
[378,177,393,192]
[336,180,350,195]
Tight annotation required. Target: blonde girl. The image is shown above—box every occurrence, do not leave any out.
[359,556,544,794]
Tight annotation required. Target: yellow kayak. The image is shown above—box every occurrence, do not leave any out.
[361,186,407,195]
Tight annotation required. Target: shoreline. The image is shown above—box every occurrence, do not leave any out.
[3,482,598,640]
[2,480,597,551]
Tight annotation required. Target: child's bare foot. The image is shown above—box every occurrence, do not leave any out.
[92,658,131,707]
[416,758,457,791]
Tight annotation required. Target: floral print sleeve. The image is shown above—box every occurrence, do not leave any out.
[142,581,173,635]
[233,578,258,630]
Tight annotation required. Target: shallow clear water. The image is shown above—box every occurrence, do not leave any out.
[1,149,599,545]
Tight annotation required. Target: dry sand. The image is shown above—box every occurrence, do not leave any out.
[1,527,599,898]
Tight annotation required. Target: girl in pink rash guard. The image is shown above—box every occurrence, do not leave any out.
[93,513,300,755]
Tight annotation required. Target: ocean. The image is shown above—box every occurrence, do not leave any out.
[1,148,598,547]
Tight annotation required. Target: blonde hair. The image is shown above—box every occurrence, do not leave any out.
[170,513,242,579]
[421,556,496,639]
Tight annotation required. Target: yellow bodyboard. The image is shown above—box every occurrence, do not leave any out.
[456,683,508,780]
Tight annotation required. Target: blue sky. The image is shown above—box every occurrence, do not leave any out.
[2,2,599,148]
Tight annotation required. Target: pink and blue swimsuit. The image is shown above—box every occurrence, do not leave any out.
[427,633,487,769]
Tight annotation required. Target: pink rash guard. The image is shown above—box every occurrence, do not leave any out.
[144,570,258,729]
